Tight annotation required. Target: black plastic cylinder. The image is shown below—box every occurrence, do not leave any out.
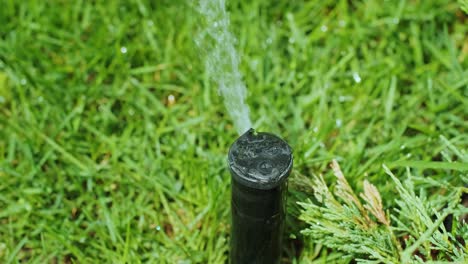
[228,129,293,264]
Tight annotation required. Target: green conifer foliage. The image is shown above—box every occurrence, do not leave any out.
[299,161,467,263]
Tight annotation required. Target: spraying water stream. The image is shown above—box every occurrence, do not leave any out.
[196,0,252,135]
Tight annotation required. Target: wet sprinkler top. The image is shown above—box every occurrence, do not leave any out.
[228,128,293,190]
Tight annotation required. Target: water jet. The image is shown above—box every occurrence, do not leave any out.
[228,128,293,264]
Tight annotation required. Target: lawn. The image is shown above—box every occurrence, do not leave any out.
[0,0,467,263]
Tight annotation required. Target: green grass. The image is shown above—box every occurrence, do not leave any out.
[0,0,467,263]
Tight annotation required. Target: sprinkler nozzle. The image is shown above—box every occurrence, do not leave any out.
[228,128,293,264]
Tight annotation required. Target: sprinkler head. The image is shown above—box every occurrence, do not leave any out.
[228,128,293,190]
[228,128,293,264]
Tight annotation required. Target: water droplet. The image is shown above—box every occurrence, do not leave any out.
[156,226,161,231]
[335,119,342,128]
[250,59,259,69]
[400,145,406,150]
[120,46,128,54]
[20,79,27,85]
[313,127,318,133]
[320,25,328,32]
[338,20,346,27]
[213,22,219,28]
[168,94,175,106]
[288,38,295,44]
[406,153,412,158]
[352,72,361,83]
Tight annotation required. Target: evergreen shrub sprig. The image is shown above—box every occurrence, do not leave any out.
[299,161,467,263]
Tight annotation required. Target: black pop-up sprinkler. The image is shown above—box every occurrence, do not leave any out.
[228,128,293,264]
